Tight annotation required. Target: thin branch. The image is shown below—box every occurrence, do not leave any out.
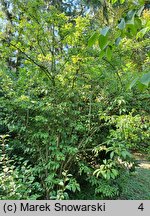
[5,40,53,81]
[63,127,99,170]
[103,57,123,88]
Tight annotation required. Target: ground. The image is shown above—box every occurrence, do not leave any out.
[119,153,150,200]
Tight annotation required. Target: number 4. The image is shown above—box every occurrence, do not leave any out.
[138,203,144,211]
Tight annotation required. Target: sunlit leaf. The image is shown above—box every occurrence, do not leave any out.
[118,18,126,30]
[140,72,150,86]
[101,26,110,36]
[88,32,99,47]
[99,35,109,50]
[136,27,149,39]
[137,6,144,17]
[111,0,117,4]
[99,50,105,59]
[120,0,125,3]
[106,46,112,61]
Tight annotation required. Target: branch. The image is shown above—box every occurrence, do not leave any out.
[63,127,99,170]
[6,40,53,81]
[103,57,123,88]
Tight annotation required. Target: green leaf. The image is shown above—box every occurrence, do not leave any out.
[137,82,147,91]
[127,24,137,36]
[66,185,71,191]
[101,171,107,179]
[106,172,110,180]
[111,0,117,4]
[118,18,126,30]
[67,174,73,177]
[99,50,105,59]
[121,151,127,159]
[126,19,134,25]
[112,169,118,176]
[126,10,136,25]
[103,159,107,165]
[93,169,101,178]
[58,181,64,186]
[120,0,125,3]
[88,32,99,47]
[110,173,115,179]
[99,35,109,50]
[134,18,142,30]
[115,37,122,46]
[137,6,144,17]
[140,72,150,86]
[110,151,114,159]
[136,27,149,39]
[62,171,67,176]
[101,26,110,36]
[106,46,112,61]
[129,77,139,89]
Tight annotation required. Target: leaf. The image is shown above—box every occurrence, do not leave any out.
[103,159,107,165]
[110,173,115,179]
[137,82,146,91]
[140,72,150,86]
[58,181,64,186]
[111,0,117,3]
[121,151,127,159]
[72,185,76,192]
[118,18,126,30]
[106,172,110,180]
[135,18,142,29]
[101,26,110,36]
[66,185,72,191]
[115,37,122,46]
[99,50,105,59]
[67,174,73,177]
[129,77,139,89]
[93,169,101,178]
[3,167,9,172]
[136,27,149,39]
[126,10,136,25]
[137,6,144,17]
[88,32,99,47]
[120,0,125,3]
[99,35,109,50]
[62,171,67,176]
[93,169,99,176]
[101,171,107,179]
[110,151,114,159]
[128,24,137,36]
[106,46,112,61]
[126,19,134,25]
[112,169,118,176]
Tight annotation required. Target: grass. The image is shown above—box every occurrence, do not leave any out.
[119,168,150,200]
[118,151,150,200]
